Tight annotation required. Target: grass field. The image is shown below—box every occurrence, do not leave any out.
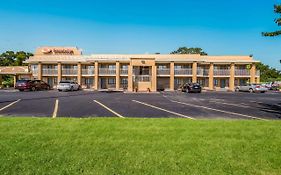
[0,117,281,175]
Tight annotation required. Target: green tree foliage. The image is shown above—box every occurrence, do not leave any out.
[0,51,33,66]
[171,47,208,55]
[262,4,281,37]
[256,63,281,82]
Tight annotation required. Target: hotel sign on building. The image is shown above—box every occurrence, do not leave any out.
[20,46,260,92]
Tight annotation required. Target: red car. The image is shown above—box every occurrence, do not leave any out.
[15,80,51,91]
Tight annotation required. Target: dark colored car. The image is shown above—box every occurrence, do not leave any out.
[15,80,50,91]
[181,83,202,93]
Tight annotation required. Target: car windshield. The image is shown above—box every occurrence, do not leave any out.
[17,80,30,83]
[59,81,71,84]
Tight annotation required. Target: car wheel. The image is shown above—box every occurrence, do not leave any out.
[235,88,239,92]
[31,87,36,91]
[70,86,74,91]
[249,88,253,93]
[19,89,24,92]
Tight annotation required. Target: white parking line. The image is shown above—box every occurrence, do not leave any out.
[132,100,195,120]
[52,99,59,118]
[94,100,125,118]
[0,99,21,112]
[170,100,267,121]
[209,101,250,108]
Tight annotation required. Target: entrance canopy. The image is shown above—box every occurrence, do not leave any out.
[0,66,30,75]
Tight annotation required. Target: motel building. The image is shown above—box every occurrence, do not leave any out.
[0,46,260,92]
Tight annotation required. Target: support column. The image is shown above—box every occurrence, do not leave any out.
[116,62,120,90]
[229,63,235,91]
[250,63,256,83]
[256,77,260,84]
[170,62,175,91]
[127,64,133,92]
[77,63,82,85]
[94,62,99,90]
[151,64,157,92]
[0,75,2,88]
[209,63,214,90]
[13,75,17,88]
[58,62,62,83]
[38,62,42,80]
[192,62,197,83]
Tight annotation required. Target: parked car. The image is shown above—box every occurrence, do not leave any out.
[181,83,202,93]
[235,83,267,93]
[57,81,81,91]
[15,80,51,91]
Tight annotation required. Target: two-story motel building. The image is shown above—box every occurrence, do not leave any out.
[22,46,260,92]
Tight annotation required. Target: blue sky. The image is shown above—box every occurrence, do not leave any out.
[0,0,281,70]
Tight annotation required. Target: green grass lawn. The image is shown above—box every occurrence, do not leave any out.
[0,117,281,175]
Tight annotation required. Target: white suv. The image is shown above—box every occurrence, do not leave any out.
[57,81,81,91]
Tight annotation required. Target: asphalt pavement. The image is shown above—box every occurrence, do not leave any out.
[0,90,280,120]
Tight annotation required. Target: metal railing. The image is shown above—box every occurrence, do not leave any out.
[134,75,151,82]
[174,68,192,75]
[256,70,260,76]
[82,68,95,75]
[235,69,250,76]
[120,69,128,75]
[214,69,230,76]
[99,68,116,75]
[197,69,209,76]
[157,68,170,75]
[42,69,58,75]
[62,69,78,75]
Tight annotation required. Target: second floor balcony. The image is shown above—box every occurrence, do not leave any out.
[62,69,78,75]
[174,68,192,76]
[235,69,250,76]
[82,68,95,75]
[157,68,170,75]
[120,68,128,75]
[99,68,116,75]
[42,69,58,75]
[214,69,230,76]
[197,69,209,76]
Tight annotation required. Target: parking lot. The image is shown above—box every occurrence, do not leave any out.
[0,90,280,120]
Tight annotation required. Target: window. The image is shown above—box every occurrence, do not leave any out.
[108,78,116,85]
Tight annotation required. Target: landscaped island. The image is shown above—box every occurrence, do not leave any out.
[0,117,280,174]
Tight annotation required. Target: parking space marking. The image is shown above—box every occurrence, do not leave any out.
[209,101,250,108]
[132,100,195,120]
[94,100,125,118]
[0,99,21,112]
[170,100,267,121]
[52,99,59,118]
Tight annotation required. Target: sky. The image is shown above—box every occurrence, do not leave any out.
[0,0,281,70]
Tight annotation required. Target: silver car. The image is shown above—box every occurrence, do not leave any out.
[235,83,268,93]
[57,81,81,91]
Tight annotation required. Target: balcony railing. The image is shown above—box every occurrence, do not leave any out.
[82,69,95,75]
[197,69,209,76]
[214,69,230,76]
[42,69,58,75]
[134,75,151,82]
[174,68,192,75]
[31,69,38,75]
[62,69,78,75]
[157,68,170,75]
[256,70,260,76]
[99,68,116,75]
[120,69,128,75]
[235,69,250,76]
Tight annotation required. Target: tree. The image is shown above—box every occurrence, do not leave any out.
[171,47,208,55]
[256,63,281,82]
[0,51,33,66]
[262,4,281,37]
